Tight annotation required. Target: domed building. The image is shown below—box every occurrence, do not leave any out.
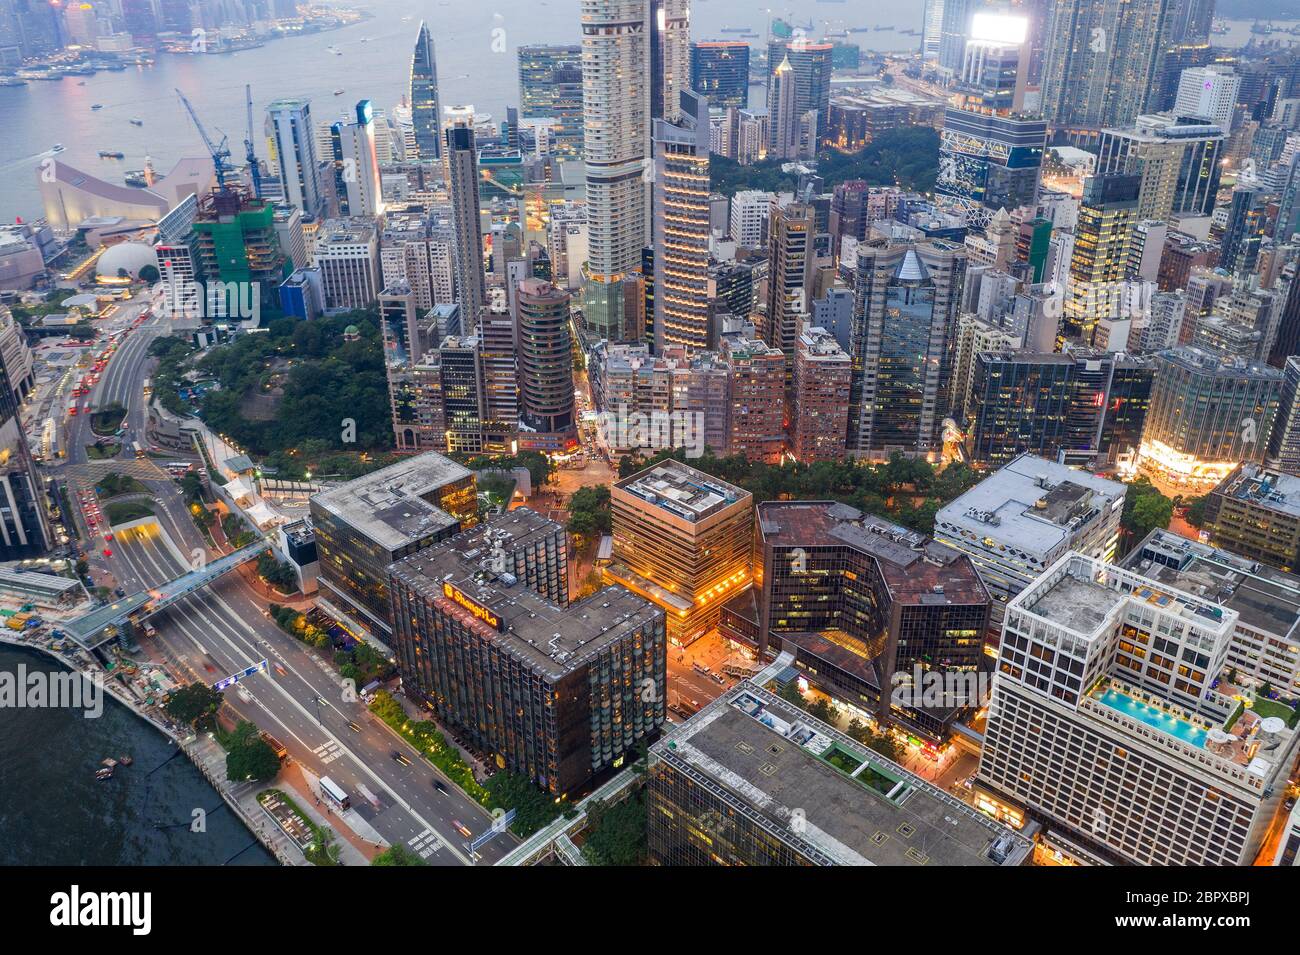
[96,242,159,282]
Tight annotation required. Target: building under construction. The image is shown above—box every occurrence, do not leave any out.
[190,187,292,313]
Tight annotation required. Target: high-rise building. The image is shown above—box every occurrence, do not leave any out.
[848,239,967,460]
[719,330,787,462]
[1173,66,1241,132]
[327,100,385,219]
[1203,465,1300,574]
[410,22,443,162]
[1040,0,1175,139]
[766,54,800,161]
[1124,528,1300,701]
[938,0,978,75]
[605,459,753,646]
[580,0,652,342]
[746,502,990,737]
[0,342,49,559]
[922,0,947,60]
[309,452,478,636]
[191,190,290,312]
[728,189,772,249]
[766,38,833,137]
[513,278,576,452]
[1095,115,1224,220]
[1136,347,1284,492]
[1220,185,1269,278]
[445,123,487,332]
[517,44,585,159]
[763,202,815,380]
[388,509,664,796]
[312,218,381,311]
[937,107,1047,213]
[791,325,851,463]
[1060,173,1141,344]
[652,89,712,353]
[934,454,1126,630]
[978,551,1297,866]
[648,682,1032,866]
[1267,357,1300,476]
[690,41,749,111]
[267,98,324,218]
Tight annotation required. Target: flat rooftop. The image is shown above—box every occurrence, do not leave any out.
[1123,530,1300,639]
[936,454,1125,555]
[389,511,662,681]
[1024,573,1123,637]
[309,452,472,553]
[657,685,1030,866]
[1216,465,1300,519]
[615,459,750,524]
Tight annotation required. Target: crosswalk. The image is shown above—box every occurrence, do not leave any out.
[313,740,343,766]
[66,459,171,481]
[408,829,444,860]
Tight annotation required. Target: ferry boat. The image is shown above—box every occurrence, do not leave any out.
[50,143,64,153]
[98,150,124,159]
[123,170,148,187]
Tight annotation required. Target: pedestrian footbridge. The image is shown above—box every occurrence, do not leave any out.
[64,540,271,649]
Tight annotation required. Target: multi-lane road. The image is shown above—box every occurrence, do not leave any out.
[40,290,516,865]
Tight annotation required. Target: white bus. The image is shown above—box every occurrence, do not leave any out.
[319,776,350,810]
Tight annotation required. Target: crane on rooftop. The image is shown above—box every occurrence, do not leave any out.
[244,84,263,199]
[175,87,232,190]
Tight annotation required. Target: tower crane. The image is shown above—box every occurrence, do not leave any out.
[244,84,263,199]
[175,88,232,190]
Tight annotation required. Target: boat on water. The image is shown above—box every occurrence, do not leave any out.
[326,45,342,55]
[129,118,143,126]
[98,150,124,159]
[119,755,134,766]
[123,170,148,187]
[874,24,895,30]
[90,103,103,110]
[50,143,64,153]
[0,77,26,87]
[94,768,113,780]
[334,88,344,95]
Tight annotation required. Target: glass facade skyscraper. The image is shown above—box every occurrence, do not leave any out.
[410,21,443,162]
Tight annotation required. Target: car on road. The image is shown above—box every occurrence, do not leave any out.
[391,750,412,766]
[347,721,361,733]
[274,663,287,677]
[1286,796,1297,811]
[452,819,472,838]
[433,779,449,794]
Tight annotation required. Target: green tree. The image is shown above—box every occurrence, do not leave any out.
[1122,478,1174,544]
[371,843,427,866]
[139,264,160,284]
[1183,495,1211,528]
[163,682,222,724]
[567,484,612,538]
[581,790,648,866]
[225,722,281,783]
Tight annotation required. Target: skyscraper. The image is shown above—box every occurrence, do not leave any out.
[0,342,49,559]
[514,278,577,451]
[690,41,750,110]
[1060,173,1141,344]
[767,54,800,161]
[267,98,324,219]
[517,45,585,159]
[411,22,443,162]
[849,239,967,460]
[1040,0,1174,140]
[328,100,384,219]
[653,89,712,353]
[445,123,486,332]
[580,0,652,342]
[763,202,815,379]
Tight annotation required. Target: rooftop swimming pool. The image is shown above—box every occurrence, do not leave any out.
[1093,688,1208,748]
